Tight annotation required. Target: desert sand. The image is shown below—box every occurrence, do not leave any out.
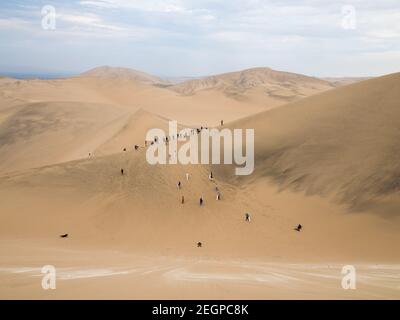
[0,67,399,299]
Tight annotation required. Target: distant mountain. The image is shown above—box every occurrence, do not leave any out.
[0,76,17,85]
[161,76,201,85]
[80,67,371,101]
[323,77,372,87]
[168,67,334,102]
[81,66,168,85]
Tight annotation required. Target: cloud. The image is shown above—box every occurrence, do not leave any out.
[0,0,399,77]
[0,17,31,30]
[79,0,190,13]
[58,13,125,31]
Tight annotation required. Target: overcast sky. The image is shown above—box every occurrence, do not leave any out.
[0,0,399,77]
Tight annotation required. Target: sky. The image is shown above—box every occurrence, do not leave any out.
[0,0,399,78]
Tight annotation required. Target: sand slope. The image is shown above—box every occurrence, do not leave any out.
[0,101,135,173]
[0,144,399,262]
[0,144,399,298]
[0,68,399,299]
[217,72,400,215]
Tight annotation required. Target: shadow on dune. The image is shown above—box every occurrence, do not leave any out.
[213,72,400,217]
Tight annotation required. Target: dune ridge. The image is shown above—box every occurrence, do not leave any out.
[80,66,168,85]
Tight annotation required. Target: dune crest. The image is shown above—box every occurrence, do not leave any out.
[80,66,168,85]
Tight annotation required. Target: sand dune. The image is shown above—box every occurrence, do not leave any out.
[1,66,335,173]
[0,67,399,299]
[0,66,336,135]
[169,67,334,101]
[0,101,135,173]
[80,66,168,85]
[94,109,173,156]
[0,138,399,299]
[0,74,263,172]
[324,77,372,87]
[216,72,400,215]
[1,146,399,261]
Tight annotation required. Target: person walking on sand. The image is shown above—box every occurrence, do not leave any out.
[186,173,190,181]
[199,197,204,206]
[181,195,185,204]
[209,171,214,181]
[221,120,224,126]
[294,224,302,232]
[216,192,221,201]
[177,181,181,189]
[121,168,124,175]
[245,213,251,222]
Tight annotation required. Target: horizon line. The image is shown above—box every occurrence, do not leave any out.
[0,65,389,81]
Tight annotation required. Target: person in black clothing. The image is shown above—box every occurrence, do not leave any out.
[294,224,302,232]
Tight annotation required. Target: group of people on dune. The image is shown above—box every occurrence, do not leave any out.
[84,122,303,247]
[176,170,222,207]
